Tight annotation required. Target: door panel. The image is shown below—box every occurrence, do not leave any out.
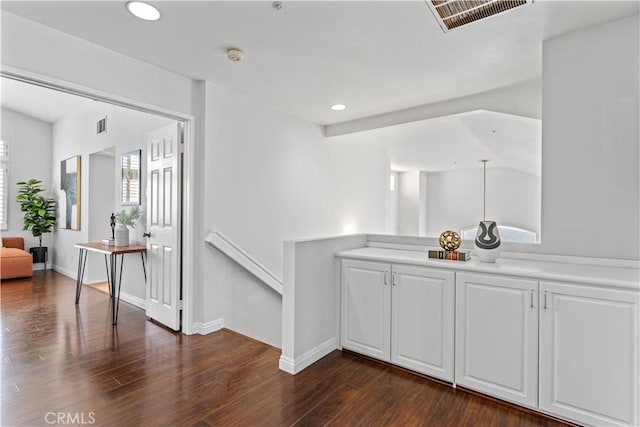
[146,122,181,331]
[341,259,391,361]
[391,265,454,381]
[456,273,538,408]
[539,282,638,426]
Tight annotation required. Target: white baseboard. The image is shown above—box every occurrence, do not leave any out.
[119,292,146,310]
[51,264,77,279]
[192,318,224,335]
[82,279,106,285]
[32,263,52,271]
[279,337,337,375]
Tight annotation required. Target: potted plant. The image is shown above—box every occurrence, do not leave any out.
[114,206,141,246]
[16,179,56,264]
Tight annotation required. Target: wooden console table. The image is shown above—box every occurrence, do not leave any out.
[74,242,147,325]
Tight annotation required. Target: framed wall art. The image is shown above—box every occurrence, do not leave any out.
[60,155,81,230]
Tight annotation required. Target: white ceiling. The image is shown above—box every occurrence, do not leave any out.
[1,77,91,123]
[1,1,638,125]
[329,110,541,174]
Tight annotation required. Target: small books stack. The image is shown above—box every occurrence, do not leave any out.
[428,249,471,261]
[102,239,115,246]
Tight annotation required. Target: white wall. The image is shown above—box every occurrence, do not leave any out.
[201,83,390,347]
[386,171,399,233]
[51,102,172,300]
[1,12,193,116]
[397,170,420,236]
[281,234,367,374]
[426,167,541,238]
[0,107,53,249]
[87,152,115,283]
[542,14,639,259]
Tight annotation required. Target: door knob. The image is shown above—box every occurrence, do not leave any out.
[143,232,151,238]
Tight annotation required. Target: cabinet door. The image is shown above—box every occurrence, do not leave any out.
[456,273,539,408]
[391,265,455,381]
[539,282,638,427]
[340,259,391,361]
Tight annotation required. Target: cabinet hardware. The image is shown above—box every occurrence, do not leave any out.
[530,290,534,308]
[543,291,548,310]
[383,271,388,285]
[392,272,397,286]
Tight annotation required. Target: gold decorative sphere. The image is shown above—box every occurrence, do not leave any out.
[439,230,461,251]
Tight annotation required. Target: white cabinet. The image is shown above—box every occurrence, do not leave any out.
[341,259,455,381]
[338,248,639,426]
[340,259,391,361]
[539,282,639,427]
[392,264,455,380]
[455,272,539,408]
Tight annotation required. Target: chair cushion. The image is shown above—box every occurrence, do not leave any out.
[2,237,25,250]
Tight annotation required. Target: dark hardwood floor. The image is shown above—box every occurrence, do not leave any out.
[1,271,569,427]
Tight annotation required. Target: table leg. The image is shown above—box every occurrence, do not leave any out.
[110,254,126,325]
[110,254,116,325]
[115,254,125,323]
[140,252,147,283]
[74,249,88,304]
[104,255,112,298]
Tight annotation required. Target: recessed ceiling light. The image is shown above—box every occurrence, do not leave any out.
[126,1,161,21]
[330,104,347,111]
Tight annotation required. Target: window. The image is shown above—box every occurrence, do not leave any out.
[0,141,8,230]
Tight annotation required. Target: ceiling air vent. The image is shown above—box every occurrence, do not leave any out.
[426,0,529,32]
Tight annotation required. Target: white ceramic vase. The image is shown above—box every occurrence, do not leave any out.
[474,220,501,263]
[114,224,129,247]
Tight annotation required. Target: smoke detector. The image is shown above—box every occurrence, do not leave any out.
[226,48,244,62]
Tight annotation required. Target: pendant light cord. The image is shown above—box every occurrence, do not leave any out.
[482,160,487,221]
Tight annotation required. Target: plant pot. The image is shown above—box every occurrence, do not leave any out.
[115,225,129,247]
[30,246,48,263]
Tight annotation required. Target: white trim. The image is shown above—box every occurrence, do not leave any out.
[192,318,224,335]
[119,291,146,310]
[279,337,337,375]
[52,264,77,279]
[5,67,197,336]
[1,66,189,121]
[80,278,107,285]
[32,263,52,271]
[498,251,639,269]
[366,241,433,252]
[205,231,283,295]
[365,239,639,269]
[181,95,198,335]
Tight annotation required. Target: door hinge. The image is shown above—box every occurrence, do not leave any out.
[178,300,184,310]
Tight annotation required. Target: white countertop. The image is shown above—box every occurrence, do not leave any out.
[336,247,640,291]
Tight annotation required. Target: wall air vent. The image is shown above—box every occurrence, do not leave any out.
[97,117,107,135]
[426,0,529,32]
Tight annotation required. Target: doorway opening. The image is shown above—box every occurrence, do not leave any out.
[0,72,193,332]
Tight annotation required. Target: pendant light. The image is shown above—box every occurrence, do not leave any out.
[474,160,502,263]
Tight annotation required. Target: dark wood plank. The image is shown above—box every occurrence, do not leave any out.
[1,271,571,427]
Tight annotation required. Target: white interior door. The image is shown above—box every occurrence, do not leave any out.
[145,122,181,330]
